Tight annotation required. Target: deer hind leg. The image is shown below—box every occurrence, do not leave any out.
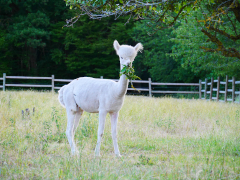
[95,110,107,157]
[66,108,79,155]
[66,107,83,155]
[110,112,121,157]
[64,89,81,155]
[73,107,83,136]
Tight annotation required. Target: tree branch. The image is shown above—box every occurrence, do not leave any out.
[170,2,195,25]
[200,28,240,59]
[208,26,240,41]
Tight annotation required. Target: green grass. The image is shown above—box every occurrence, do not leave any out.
[0,90,239,179]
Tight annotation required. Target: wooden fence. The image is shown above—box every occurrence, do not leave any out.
[1,73,240,103]
[199,75,240,103]
[0,73,199,97]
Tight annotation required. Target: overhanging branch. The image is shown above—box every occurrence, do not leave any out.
[200,28,240,59]
[64,0,166,27]
[208,26,240,41]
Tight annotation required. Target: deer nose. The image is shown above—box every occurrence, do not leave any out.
[125,60,131,66]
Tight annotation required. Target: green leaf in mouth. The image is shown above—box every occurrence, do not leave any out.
[120,65,141,81]
[120,65,141,92]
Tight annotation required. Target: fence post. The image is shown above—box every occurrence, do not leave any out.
[199,79,202,99]
[204,78,207,99]
[210,77,213,100]
[148,78,152,97]
[224,75,228,102]
[3,73,6,91]
[232,76,235,103]
[100,76,103,79]
[52,75,54,92]
[239,88,240,104]
[216,77,220,101]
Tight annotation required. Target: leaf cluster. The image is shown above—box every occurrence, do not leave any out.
[131,20,201,83]
[170,8,240,77]
[120,65,141,80]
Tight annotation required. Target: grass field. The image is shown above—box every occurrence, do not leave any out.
[0,91,240,179]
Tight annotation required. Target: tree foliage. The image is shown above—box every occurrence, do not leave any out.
[170,9,240,77]
[52,15,135,78]
[131,20,202,82]
[0,0,67,76]
[0,0,136,79]
[65,0,240,68]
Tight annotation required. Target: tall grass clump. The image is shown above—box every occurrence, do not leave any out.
[0,90,239,179]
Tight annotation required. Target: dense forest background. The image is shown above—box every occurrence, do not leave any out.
[0,0,239,82]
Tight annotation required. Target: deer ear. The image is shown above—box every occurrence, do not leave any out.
[134,43,143,53]
[113,40,120,52]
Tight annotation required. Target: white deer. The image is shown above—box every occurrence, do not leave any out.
[58,40,143,157]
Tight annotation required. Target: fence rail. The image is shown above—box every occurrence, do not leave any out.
[5,76,52,80]
[151,82,199,86]
[0,73,199,96]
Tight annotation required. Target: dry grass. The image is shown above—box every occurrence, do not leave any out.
[0,90,239,179]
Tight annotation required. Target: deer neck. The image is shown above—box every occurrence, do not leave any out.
[116,66,129,97]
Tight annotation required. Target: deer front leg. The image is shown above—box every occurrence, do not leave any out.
[95,110,107,156]
[110,112,121,157]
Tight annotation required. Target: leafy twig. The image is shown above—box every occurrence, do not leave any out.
[120,65,141,92]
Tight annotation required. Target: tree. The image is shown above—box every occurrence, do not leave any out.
[0,0,137,79]
[131,20,201,82]
[170,9,240,78]
[65,0,240,67]
[51,15,137,79]
[0,0,67,76]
